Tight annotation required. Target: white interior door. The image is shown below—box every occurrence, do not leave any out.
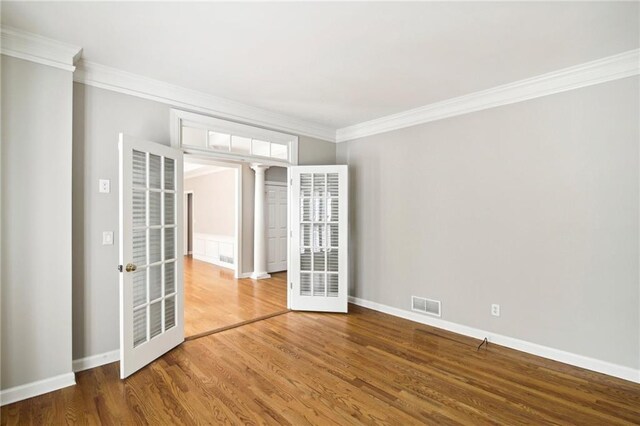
[290,165,348,312]
[266,184,288,273]
[119,133,184,379]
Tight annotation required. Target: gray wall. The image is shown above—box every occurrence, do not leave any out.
[299,136,336,165]
[1,56,74,389]
[72,83,336,360]
[337,76,640,369]
[73,83,170,360]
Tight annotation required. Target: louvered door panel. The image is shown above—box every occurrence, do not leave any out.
[128,150,178,346]
[290,165,348,312]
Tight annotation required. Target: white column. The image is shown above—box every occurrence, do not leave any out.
[251,163,271,279]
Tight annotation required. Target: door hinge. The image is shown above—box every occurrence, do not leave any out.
[117,265,123,272]
[290,282,293,289]
[290,178,292,186]
[290,230,293,238]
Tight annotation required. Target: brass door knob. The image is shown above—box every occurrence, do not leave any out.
[125,263,137,272]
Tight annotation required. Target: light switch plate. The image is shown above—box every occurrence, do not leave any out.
[102,231,114,245]
[99,179,111,193]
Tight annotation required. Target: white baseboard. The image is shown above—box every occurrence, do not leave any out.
[236,272,253,279]
[73,350,120,373]
[250,271,272,280]
[193,253,235,270]
[0,372,76,406]
[348,296,640,384]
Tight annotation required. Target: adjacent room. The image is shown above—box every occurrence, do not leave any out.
[1,2,639,424]
[182,157,288,338]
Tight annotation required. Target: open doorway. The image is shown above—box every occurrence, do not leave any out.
[117,117,349,377]
[183,157,288,338]
[183,161,237,271]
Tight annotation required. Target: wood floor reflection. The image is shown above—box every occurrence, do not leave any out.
[184,256,288,337]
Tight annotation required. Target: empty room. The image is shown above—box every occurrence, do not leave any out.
[1,1,639,424]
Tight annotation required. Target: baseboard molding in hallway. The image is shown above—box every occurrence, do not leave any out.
[185,309,292,341]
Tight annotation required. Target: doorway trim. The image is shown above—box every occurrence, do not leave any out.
[183,155,243,279]
[170,109,298,295]
[170,108,299,166]
[183,190,194,255]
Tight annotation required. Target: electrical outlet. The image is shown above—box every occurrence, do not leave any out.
[491,304,500,317]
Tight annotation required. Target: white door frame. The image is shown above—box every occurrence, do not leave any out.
[183,190,194,255]
[183,155,243,279]
[287,167,292,309]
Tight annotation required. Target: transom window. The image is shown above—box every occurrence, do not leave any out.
[171,109,298,165]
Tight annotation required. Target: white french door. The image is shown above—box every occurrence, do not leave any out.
[290,165,348,312]
[118,134,184,379]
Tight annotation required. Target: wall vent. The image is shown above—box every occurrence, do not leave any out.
[411,296,441,317]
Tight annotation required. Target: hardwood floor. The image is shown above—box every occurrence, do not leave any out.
[184,256,287,337]
[3,305,639,425]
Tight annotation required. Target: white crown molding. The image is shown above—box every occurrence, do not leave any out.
[74,60,336,142]
[4,26,637,145]
[349,296,640,384]
[0,26,82,72]
[336,49,640,143]
[0,372,76,406]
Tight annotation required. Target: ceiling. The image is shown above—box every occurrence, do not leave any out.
[2,2,638,129]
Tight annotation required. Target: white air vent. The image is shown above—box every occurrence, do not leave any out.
[411,296,441,317]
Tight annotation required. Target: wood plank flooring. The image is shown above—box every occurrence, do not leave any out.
[3,304,639,425]
[184,256,287,337]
